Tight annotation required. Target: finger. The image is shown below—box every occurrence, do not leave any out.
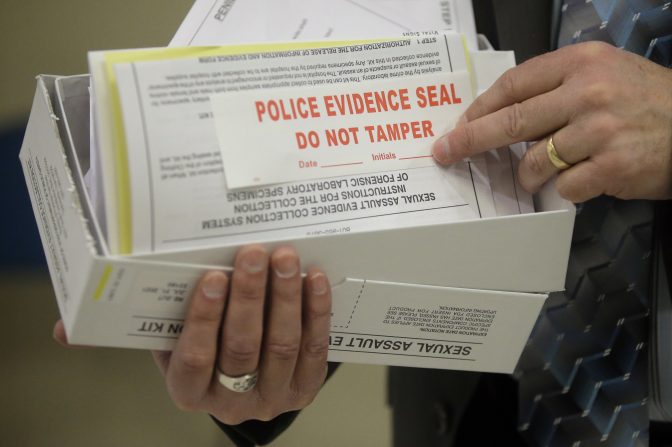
[152,351,171,377]
[52,320,87,349]
[463,48,571,122]
[555,160,606,203]
[167,271,228,409]
[53,320,69,347]
[257,246,303,399]
[433,88,571,164]
[219,245,269,378]
[292,268,331,400]
[518,117,606,193]
[517,131,585,193]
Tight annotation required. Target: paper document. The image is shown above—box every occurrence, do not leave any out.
[210,67,472,188]
[171,0,478,50]
[91,33,506,255]
[211,70,470,188]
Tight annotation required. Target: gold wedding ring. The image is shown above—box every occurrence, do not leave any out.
[546,135,572,170]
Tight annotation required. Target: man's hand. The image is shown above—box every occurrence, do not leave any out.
[54,245,332,425]
[153,245,331,424]
[432,42,672,203]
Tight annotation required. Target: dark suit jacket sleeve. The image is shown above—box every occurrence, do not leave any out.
[472,0,553,61]
[211,362,339,446]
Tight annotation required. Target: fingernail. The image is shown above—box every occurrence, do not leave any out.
[432,135,452,165]
[202,271,227,300]
[241,248,266,274]
[274,253,298,279]
[310,273,328,295]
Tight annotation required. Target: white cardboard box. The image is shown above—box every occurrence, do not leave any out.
[19,74,575,373]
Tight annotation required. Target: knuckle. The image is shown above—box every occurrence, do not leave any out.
[167,385,204,413]
[598,160,628,197]
[517,169,539,194]
[604,180,627,199]
[578,41,613,61]
[173,398,199,412]
[290,370,327,407]
[306,299,331,320]
[596,156,626,184]
[555,181,578,202]
[572,41,609,67]
[582,173,602,199]
[285,384,305,404]
[256,407,280,422]
[499,68,519,102]
[177,349,213,372]
[468,96,485,117]
[168,384,201,412]
[522,146,548,177]
[223,417,245,426]
[223,336,259,364]
[236,284,264,303]
[578,81,612,109]
[504,103,525,140]
[303,338,330,357]
[217,412,247,426]
[518,179,536,194]
[266,339,301,360]
[290,392,315,410]
[187,309,221,327]
[273,284,301,304]
[597,154,620,173]
[588,114,618,138]
[557,167,604,203]
[451,124,475,159]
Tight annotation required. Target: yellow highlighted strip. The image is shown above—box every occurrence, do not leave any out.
[104,42,387,254]
[461,35,477,99]
[93,265,113,301]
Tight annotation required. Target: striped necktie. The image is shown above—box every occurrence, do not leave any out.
[516,2,672,446]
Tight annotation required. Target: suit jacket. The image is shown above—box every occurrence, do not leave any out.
[216,1,672,445]
[214,2,556,445]
[472,0,554,62]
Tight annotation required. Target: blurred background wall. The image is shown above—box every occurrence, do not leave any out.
[0,2,391,445]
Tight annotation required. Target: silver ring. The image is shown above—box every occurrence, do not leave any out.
[217,369,258,393]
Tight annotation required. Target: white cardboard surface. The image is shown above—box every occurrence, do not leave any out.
[20,75,574,372]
